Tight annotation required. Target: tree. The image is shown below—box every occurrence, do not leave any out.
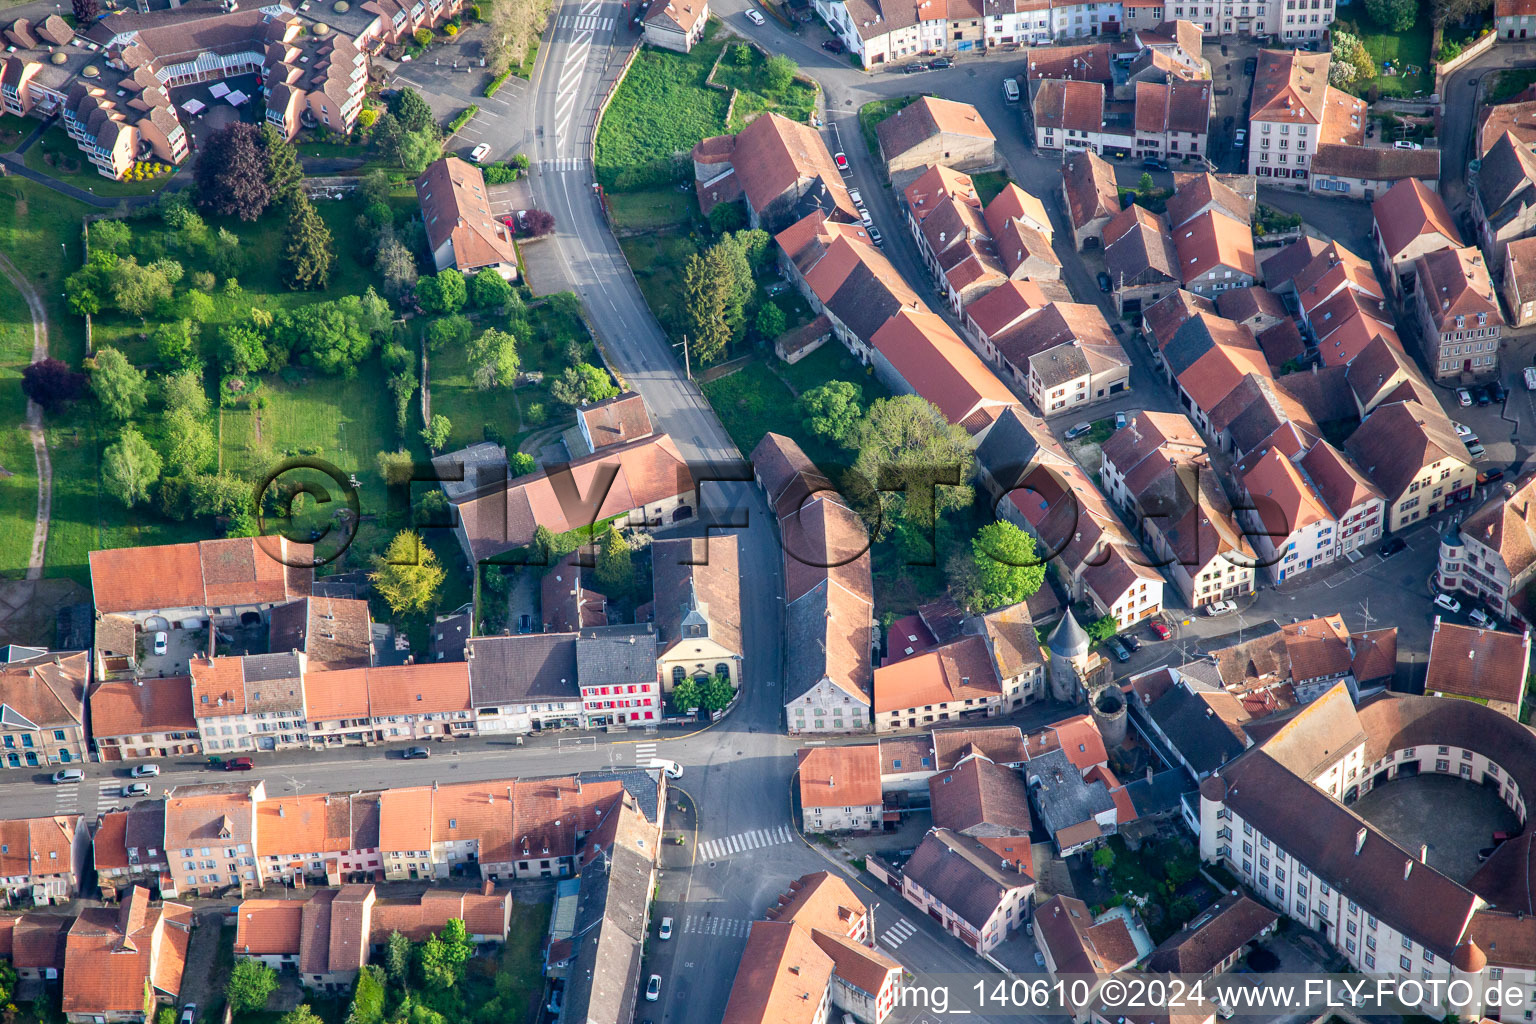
[377,239,419,301]
[204,226,245,278]
[371,530,445,616]
[594,524,633,593]
[90,347,148,422]
[754,301,786,340]
[764,54,797,92]
[280,1007,324,1024]
[520,208,555,237]
[347,965,386,1024]
[103,427,162,507]
[162,407,217,477]
[394,127,443,176]
[966,520,1045,612]
[22,358,84,412]
[107,257,174,318]
[275,300,379,375]
[511,450,537,476]
[390,86,435,133]
[161,368,209,416]
[416,936,459,989]
[72,0,100,23]
[681,251,732,366]
[707,233,755,336]
[420,413,452,451]
[1137,171,1155,195]
[471,267,514,309]
[439,920,473,970]
[226,958,278,1016]
[384,931,412,986]
[530,523,557,566]
[282,193,335,290]
[195,122,272,222]
[708,202,747,234]
[468,327,519,390]
[91,218,131,254]
[1329,29,1374,86]
[426,314,472,352]
[798,380,861,445]
[418,269,467,314]
[1092,846,1116,872]
[0,955,16,1006]
[154,1008,176,1024]
[259,123,305,207]
[1365,0,1415,30]
[1085,614,1119,644]
[219,323,268,375]
[153,319,198,368]
[850,395,975,538]
[377,449,417,487]
[670,675,701,714]
[549,363,618,406]
[699,673,735,713]
[188,473,252,519]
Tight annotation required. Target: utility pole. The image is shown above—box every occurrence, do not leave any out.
[674,336,692,381]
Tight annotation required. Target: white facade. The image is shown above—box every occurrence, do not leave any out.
[787,680,873,735]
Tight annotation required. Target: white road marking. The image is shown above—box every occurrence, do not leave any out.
[697,825,793,861]
[880,918,918,948]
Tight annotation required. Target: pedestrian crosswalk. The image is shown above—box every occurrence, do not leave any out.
[879,917,917,950]
[541,157,587,172]
[697,825,794,861]
[680,914,752,938]
[557,14,614,28]
[633,742,657,763]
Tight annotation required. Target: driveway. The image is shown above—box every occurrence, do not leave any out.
[178,912,233,1018]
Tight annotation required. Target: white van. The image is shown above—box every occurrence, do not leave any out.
[648,758,684,780]
[1524,365,1536,392]
[1003,78,1021,103]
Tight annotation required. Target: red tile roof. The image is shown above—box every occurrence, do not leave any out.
[89,677,196,738]
[797,745,882,808]
[90,538,313,615]
[1373,177,1462,263]
[868,309,1015,430]
[414,157,518,273]
[1426,621,1531,705]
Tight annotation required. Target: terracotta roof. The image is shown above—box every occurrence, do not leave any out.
[163,782,258,852]
[807,928,898,999]
[933,725,1029,769]
[1311,143,1440,182]
[268,596,372,670]
[873,634,1001,714]
[368,888,510,943]
[797,745,882,808]
[1426,620,1531,705]
[62,887,193,1015]
[1417,245,1504,331]
[765,871,866,935]
[1239,445,1332,542]
[414,158,518,272]
[256,792,380,860]
[1025,42,1114,81]
[88,677,196,738]
[1174,208,1256,283]
[1298,441,1380,520]
[983,182,1052,243]
[721,920,835,1024]
[1260,235,1329,290]
[577,392,653,451]
[1346,399,1470,501]
[1146,893,1277,974]
[876,96,995,162]
[1033,78,1104,134]
[1506,236,1536,313]
[1477,100,1536,157]
[1061,149,1121,231]
[0,649,86,731]
[1105,205,1180,285]
[366,661,472,718]
[1372,177,1461,266]
[868,309,1014,429]
[730,112,853,221]
[652,534,741,658]
[233,899,303,955]
[903,164,981,225]
[929,755,1032,835]
[1134,79,1210,136]
[92,803,166,873]
[644,0,706,33]
[1460,472,1536,580]
[903,829,1034,930]
[1250,49,1331,125]
[1215,285,1286,327]
[1036,894,1140,976]
[12,915,67,971]
[90,538,313,615]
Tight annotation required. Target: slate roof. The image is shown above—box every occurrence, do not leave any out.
[901,828,1034,930]
[465,633,579,706]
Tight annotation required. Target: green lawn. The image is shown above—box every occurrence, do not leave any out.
[0,277,38,578]
[857,95,919,160]
[429,341,541,452]
[776,342,885,408]
[463,900,553,1023]
[618,230,703,345]
[0,113,32,151]
[714,45,818,130]
[609,188,697,232]
[1338,6,1432,98]
[1488,67,1536,104]
[514,38,541,78]
[970,171,1011,206]
[701,358,806,460]
[23,125,174,197]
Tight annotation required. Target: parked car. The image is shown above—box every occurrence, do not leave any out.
[902,62,927,74]
[1233,128,1246,148]
[648,758,684,779]
[834,151,850,172]
[181,1006,196,1024]
[847,187,863,206]
[646,976,661,1002]
[868,225,884,246]
[1142,157,1168,171]
[223,757,255,772]
[744,8,765,23]
[1121,633,1141,652]
[1393,140,1422,150]
[1525,365,1536,391]
[822,37,845,52]
[1479,469,1506,486]
[1379,536,1407,557]
[1106,638,1131,662]
[1433,593,1462,613]
[1114,410,1127,430]
[470,142,491,163]
[123,782,151,798]
[401,746,430,760]
[1492,381,1508,403]
[659,917,673,940]
[1454,422,1475,439]
[1475,385,1492,406]
[1097,271,1112,292]
[1003,78,1020,102]
[1470,608,1497,628]
[1034,951,1046,967]
[152,631,168,657]
[52,768,84,784]
[1204,600,1238,616]
[1243,56,1257,74]
[1149,621,1172,641]
[1495,831,1515,843]
[130,763,160,778]
[929,56,953,68]
[1064,421,1093,440]
[1458,387,1473,407]
[859,207,873,227]
[1468,440,1487,459]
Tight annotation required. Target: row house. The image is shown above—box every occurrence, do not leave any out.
[0,815,89,905]
[964,293,1131,415]
[798,745,884,832]
[576,625,662,728]
[89,676,201,761]
[873,634,1004,733]
[162,781,264,898]
[1472,131,1536,265]
[255,791,382,887]
[465,633,584,733]
[1236,441,1385,584]
[1414,246,1505,381]
[61,887,193,1024]
[752,434,876,735]
[91,803,168,901]
[1246,49,1364,186]
[1371,177,1463,297]
[1033,80,1134,154]
[1345,399,1476,533]
[1143,0,1332,38]
[1175,208,1257,297]
[816,0,1123,68]
[0,649,89,770]
[264,32,368,140]
[1133,78,1211,162]
[1104,205,1180,315]
[897,828,1036,954]
[360,0,471,48]
[1438,472,1536,627]
[1310,144,1440,201]
[303,662,475,747]
[1060,148,1122,250]
[189,653,310,753]
[1502,235,1536,327]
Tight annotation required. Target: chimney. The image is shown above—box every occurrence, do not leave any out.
[278,804,285,817]
[1355,827,1367,854]
[1420,844,1429,863]
[1404,859,1413,880]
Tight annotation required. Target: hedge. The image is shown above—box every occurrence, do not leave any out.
[484,70,513,97]
[448,105,479,134]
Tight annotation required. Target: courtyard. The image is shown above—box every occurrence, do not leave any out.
[1351,772,1518,885]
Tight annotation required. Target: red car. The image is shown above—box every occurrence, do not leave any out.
[1148,621,1171,641]
[834,152,849,172]
[224,757,254,772]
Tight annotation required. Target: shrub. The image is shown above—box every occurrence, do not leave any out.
[482,164,519,184]
[447,105,479,134]
[443,22,458,34]
[412,27,431,45]
[191,269,217,292]
[521,209,555,237]
[484,70,513,97]
[357,107,379,129]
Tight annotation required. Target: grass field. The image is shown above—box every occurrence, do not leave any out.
[970,171,1011,206]
[23,126,173,198]
[429,341,540,453]
[0,113,32,150]
[1488,67,1536,104]
[714,45,818,130]
[609,187,697,232]
[1339,4,1432,98]
[0,279,38,578]
[618,230,703,343]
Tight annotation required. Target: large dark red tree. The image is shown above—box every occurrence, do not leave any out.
[71,0,100,24]
[21,358,85,413]
[194,123,272,222]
